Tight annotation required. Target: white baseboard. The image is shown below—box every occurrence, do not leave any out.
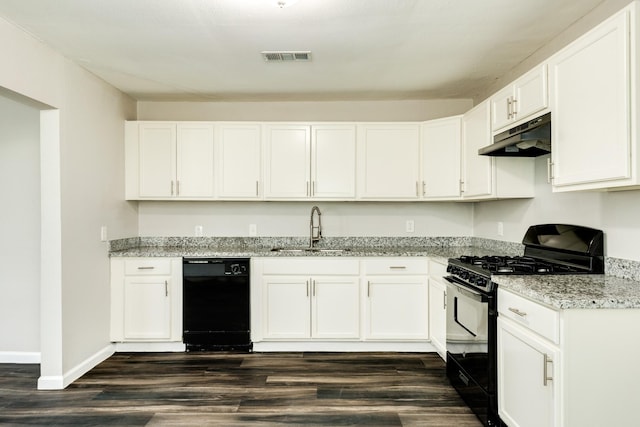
[37,343,115,390]
[114,342,186,352]
[253,341,436,353]
[0,351,41,364]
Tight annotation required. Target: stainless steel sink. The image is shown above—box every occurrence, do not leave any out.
[270,247,351,253]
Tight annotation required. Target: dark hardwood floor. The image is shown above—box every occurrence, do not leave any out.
[0,352,482,426]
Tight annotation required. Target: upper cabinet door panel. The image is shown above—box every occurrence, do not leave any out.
[176,124,215,198]
[462,101,494,198]
[515,64,548,121]
[217,124,262,199]
[311,124,357,198]
[550,9,631,188]
[490,86,515,132]
[138,123,176,198]
[357,124,420,199]
[421,116,462,199]
[264,125,311,198]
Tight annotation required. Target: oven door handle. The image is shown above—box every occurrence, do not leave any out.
[444,276,486,301]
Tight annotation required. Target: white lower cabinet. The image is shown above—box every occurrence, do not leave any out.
[252,257,431,349]
[427,259,447,359]
[258,258,361,341]
[497,288,640,427]
[363,258,428,340]
[111,257,183,342]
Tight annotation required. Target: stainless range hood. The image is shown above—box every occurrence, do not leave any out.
[479,112,551,157]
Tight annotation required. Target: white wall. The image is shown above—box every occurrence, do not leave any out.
[473,157,640,261]
[137,99,473,122]
[138,201,474,238]
[0,94,41,355]
[0,15,138,386]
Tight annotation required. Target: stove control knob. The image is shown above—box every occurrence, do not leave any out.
[476,278,486,287]
[460,271,469,280]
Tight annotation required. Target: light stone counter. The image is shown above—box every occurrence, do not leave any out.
[493,274,640,309]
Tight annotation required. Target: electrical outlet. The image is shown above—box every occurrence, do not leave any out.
[406,220,415,233]
[498,222,504,236]
[100,225,108,242]
[195,225,204,237]
[249,224,257,236]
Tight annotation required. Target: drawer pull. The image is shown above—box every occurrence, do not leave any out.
[137,266,155,270]
[508,307,527,317]
[543,354,553,386]
[389,266,407,270]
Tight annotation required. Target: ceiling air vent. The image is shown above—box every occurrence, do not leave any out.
[262,51,312,62]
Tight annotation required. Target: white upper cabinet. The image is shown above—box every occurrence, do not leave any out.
[126,121,215,200]
[357,123,421,200]
[462,101,494,199]
[491,64,549,132]
[264,124,311,199]
[311,124,357,199]
[264,123,356,200]
[548,3,640,191]
[216,123,262,199]
[421,116,462,199]
[462,101,535,200]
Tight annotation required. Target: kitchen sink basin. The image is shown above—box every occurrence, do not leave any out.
[270,247,351,253]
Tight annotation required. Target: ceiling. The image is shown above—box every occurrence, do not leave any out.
[0,0,605,102]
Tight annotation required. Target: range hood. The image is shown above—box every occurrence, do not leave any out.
[479,112,551,157]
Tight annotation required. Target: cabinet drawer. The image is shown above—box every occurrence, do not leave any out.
[262,258,360,275]
[124,258,173,276]
[498,289,559,344]
[428,259,447,278]
[363,258,427,275]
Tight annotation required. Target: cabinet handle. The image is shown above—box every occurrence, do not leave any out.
[306,280,309,297]
[164,280,168,297]
[543,354,553,386]
[390,266,407,270]
[256,181,259,197]
[312,181,315,197]
[170,180,174,196]
[508,307,527,317]
[512,97,518,117]
[507,98,512,119]
[137,266,155,270]
[459,179,464,194]
[443,291,447,309]
[422,181,426,196]
[312,279,316,296]
[367,280,371,297]
[547,158,553,184]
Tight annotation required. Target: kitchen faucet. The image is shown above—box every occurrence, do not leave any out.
[309,205,322,248]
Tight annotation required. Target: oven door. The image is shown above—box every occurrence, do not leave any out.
[444,275,497,426]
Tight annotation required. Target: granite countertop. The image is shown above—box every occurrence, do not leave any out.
[109,236,640,310]
[493,274,640,310]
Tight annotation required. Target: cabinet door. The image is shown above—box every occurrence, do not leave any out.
[311,125,356,199]
[365,276,428,340]
[262,276,311,339]
[498,317,560,427]
[421,117,462,199]
[217,124,262,199]
[264,125,311,198]
[312,276,360,339]
[123,276,171,340]
[176,123,215,198]
[357,124,421,199]
[549,10,631,188]
[490,85,515,132]
[428,277,447,359]
[462,101,494,198]
[138,123,176,198]
[514,64,548,122]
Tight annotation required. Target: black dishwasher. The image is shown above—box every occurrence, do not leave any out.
[183,258,251,352]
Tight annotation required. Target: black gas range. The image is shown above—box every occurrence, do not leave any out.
[444,224,604,427]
